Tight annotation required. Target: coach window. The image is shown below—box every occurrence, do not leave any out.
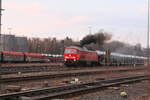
[71,50,77,53]
[65,49,70,53]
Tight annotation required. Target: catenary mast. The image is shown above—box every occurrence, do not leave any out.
[147,0,150,67]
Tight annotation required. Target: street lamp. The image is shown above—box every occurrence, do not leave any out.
[88,26,92,34]
[8,27,12,34]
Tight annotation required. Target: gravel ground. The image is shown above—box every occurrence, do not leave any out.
[0,66,148,96]
[68,80,150,100]
[0,69,147,94]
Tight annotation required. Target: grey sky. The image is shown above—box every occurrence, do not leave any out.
[2,0,148,47]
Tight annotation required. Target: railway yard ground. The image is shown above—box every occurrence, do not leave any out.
[71,79,150,100]
[0,63,150,100]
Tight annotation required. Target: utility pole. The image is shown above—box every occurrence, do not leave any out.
[0,0,2,51]
[0,0,1,38]
[0,0,4,90]
[0,0,1,90]
[147,0,150,67]
[0,0,4,51]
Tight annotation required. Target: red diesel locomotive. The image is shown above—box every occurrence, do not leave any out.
[64,46,147,66]
[64,46,98,66]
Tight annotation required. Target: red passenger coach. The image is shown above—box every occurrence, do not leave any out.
[1,51,25,62]
[64,46,98,66]
[25,52,44,62]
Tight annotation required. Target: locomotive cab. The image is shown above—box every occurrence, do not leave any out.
[64,48,79,66]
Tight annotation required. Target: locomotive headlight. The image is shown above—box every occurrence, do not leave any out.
[74,59,76,61]
[64,59,67,61]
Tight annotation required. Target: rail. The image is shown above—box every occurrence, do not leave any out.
[0,68,145,83]
[0,74,150,100]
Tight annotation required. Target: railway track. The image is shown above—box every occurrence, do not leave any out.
[0,64,145,75]
[0,66,51,75]
[0,65,102,75]
[0,68,145,83]
[0,74,150,100]
[0,64,65,75]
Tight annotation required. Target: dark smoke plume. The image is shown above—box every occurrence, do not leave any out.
[80,34,96,46]
[80,31,111,46]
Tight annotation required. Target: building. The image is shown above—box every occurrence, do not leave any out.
[15,36,28,52]
[0,34,28,52]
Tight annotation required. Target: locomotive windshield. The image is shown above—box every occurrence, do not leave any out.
[65,49,77,53]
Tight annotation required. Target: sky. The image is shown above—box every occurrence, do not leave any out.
[2,0,149,47]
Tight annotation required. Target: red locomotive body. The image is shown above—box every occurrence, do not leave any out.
[64,46,98,66]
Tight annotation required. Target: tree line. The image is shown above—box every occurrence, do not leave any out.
[27,37,78,54]
[27,31,147,57]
